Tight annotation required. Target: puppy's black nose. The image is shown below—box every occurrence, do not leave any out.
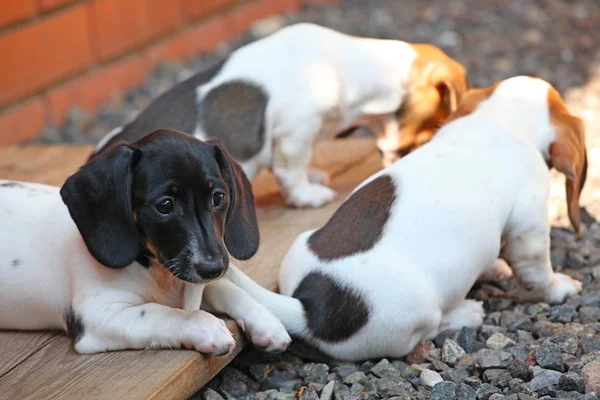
[196,260,225,281]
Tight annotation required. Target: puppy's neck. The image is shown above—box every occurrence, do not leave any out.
[470,77,557,162]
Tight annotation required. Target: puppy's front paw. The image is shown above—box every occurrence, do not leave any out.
[237,307,291,353]
[543,273,583,304]
[185,311,236,356]
[287,184,336,208]
[440,300,485,331]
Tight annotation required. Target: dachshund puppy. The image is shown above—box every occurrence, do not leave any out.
[225,76,587,361]
[93,23,468,208]
[0,129,290,354]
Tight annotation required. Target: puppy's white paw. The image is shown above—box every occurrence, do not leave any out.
[307,168,331,185]
[237,306,291,352]
[287,183,336,208]
[440,300,485,331]
[543,273,583,304]
[184,311,236,356]
[479,258,513,282]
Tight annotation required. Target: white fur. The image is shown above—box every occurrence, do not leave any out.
[227,76,583,361]
[0,182,290,354]
[193,23,417,207]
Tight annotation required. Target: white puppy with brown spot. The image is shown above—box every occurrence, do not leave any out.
[94,23,468,208]
[226,76,587,361]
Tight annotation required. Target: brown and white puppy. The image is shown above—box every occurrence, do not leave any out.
[93,23,468,208]
[224,76,587,361]
[0,129,290,354]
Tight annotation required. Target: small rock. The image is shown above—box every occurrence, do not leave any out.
[476,349,513,369]
[483,369,511,389]
[475,383,500,399]
[405,341,433,364]
[431,381,457,400]
[458,327,478,353]
[332,365,358,379]
[581,335,600,354]
[526,303,550,317]
[443,339,466,366]
[299,387,320,400]
[565,251,586,269]
[203,388,225,400]
[580,307,600,323]
[435,330,459,348]
[487,395,505,400]
[320,381,335,400]
[455,383,476,400]
[583,361,600,394]
[516,330,535,343]
[342,372,367,386]
[370,359,401,379]
[582,291,600,307]
[391,360,409,373]
[530,369,562,391]
[535,342,564,372]
[373,377,413,398]
[501,311,532,332]
[486,332,515,350]
[550,331,579,355]
[267,392,295,400]
[547,304,577,323]
[420,369,443,389]
[532,321,563,338]
[261,377,302,391]
[445,367,471,384]
[558,371,585,393]
[298,363,330,384]
[430,358,451,372]
[332,381,350,400]
[507,358,533,381]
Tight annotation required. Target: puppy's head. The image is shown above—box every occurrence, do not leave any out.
[447,76,588,232]
[377,44,469,166]
[61,129,259,283]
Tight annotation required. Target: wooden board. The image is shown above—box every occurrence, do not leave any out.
[0,138,382,399]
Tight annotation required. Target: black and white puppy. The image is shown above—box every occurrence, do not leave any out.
[0,129,290,354]
[93,23,468,208]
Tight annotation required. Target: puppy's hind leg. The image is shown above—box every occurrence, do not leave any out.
[504,197,582,304]
[272,118,336,208]
[478,258,513,282]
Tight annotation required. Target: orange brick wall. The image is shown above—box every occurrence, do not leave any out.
[0,0,333,145]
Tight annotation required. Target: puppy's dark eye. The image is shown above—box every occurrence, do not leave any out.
[155,198,174,214]
[212,191,226,208]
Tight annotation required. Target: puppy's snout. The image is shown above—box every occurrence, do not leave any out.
[196,259,225,281]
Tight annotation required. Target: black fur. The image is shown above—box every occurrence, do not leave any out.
[293,271,370,342]
[62,129,259,283]
[64,307,85,343]
[11,259,20,267]
[93,58,227,156]
[0,182,24,188]
[201,80,267,161]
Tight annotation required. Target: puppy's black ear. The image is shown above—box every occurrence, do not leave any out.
[61,143,142,268]
[211,141,259,260]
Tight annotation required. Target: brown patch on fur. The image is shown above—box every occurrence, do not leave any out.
[308,174,396,260]
[547,86,588,232]
[445,84,499,123]
[376,44,469,162]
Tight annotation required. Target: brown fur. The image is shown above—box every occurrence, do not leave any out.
[308,174,397,260]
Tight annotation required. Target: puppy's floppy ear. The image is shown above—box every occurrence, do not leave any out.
[211,141,259,260]
[436,79,459,114]
[61,143,142,268]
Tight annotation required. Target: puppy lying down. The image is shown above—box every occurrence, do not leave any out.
[227,76,588,361]
[0,129,290,354]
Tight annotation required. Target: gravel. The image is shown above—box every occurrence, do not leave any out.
[30,0,600,398]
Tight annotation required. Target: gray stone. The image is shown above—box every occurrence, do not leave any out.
[550,331,579,355]
[299,363,330,384]
[558,371,585,393]
[475,383,501,400]
[582,291,600,307]
[532,320,563,338]
[443,339,466,366]
[458,327,478,353]
[320,381,335,400]
[431,381,457,400]
[261,377,302,391]
[342,371,367,386]
[580,306,600,323]
[299,387,320,400]
[529,369,562,391]
[487,395,505,400]
[501,311,532,332]
[535,342,564,371]
[267,392,295,400]
[486,333,515,350]
[547,304,577,323]
[420,369,443,389]
[455,383,476,400]
[435,329,459,348]
[373,377,413,398]
[583,361,600,394]
[370,359,402,379]
[483,369,511,389]
[476,349,514,369]
[516,330,535,343]
[507,358,532,381]
[582,336,600,354]
[566,250,586,269]
[332,381,351,400]
[203,388,225,400]
[332,365,358,379]
[509,343,532,362]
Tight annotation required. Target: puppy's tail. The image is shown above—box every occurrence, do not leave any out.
[226,263,309,338]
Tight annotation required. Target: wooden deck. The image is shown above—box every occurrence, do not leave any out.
[0,138,382,400]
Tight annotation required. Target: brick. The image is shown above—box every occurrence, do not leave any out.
[180,0,239,21]
[39,0,77,12]
[228,0,301,38]
[0,98,46,144]
[146,0,184,38]
[46,55,149,126]
[0,5,93,108]
[0,0,37,29]
[145,16,227,70]
[88,0,151,61]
